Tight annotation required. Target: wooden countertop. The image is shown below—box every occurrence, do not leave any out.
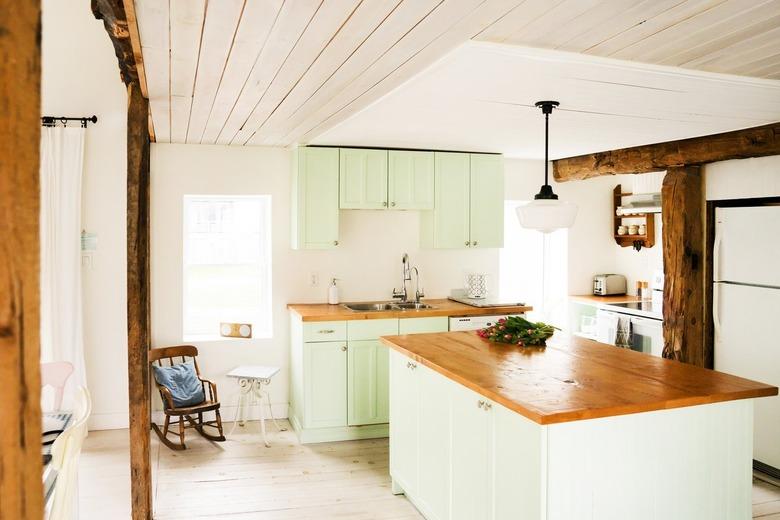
[381,331,777,425]
[569,294,644,304]
[287,299,533,322]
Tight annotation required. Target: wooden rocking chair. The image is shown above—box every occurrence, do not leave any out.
[150,345,226,450]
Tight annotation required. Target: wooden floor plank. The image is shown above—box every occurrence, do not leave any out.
[79,420,780,519]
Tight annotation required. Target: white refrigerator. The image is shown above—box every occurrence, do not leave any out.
[714,206,780,472]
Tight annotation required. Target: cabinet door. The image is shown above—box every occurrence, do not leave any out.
[339,148,388,209]
[295,147,340,249]
[416,365,451,520]
[302,341,347,429]
[491,403,544,520]
[469,154,504,248]
[399,316,449,334]
[388,150,434,210]
[421,152,471,248]
[451,383,491,520]
[347,340,389,426]
[389,350,419,496]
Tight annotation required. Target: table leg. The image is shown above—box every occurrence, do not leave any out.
[229,378,251,435]
[263,384,286,432]
[254,380,269,447]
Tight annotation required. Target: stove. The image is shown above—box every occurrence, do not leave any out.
[601,301,662,321]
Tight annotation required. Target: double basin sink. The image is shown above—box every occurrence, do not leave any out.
[343,301,436,312]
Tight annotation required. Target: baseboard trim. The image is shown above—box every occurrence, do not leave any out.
[289,414,388,444]
[89,403,289,431]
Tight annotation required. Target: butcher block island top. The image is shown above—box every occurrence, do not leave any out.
[380,331,777,425]
[287,299,532,322]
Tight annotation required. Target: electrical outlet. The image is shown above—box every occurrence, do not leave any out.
[309,273,319,287]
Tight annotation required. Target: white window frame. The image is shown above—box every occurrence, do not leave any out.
[182,194,272,341]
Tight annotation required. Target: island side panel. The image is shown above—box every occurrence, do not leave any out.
[545,399,753,520]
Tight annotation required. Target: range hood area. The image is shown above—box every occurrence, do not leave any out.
[616,171,664,215]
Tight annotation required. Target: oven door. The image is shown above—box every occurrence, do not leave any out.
[629,316,664,357]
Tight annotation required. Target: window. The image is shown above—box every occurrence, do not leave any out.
[499,201,568,328]
[183,195,272,340]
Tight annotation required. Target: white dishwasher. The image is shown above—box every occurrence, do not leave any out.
[449,315,520,331]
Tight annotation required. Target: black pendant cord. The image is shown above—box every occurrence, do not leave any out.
[544,109,549,186]
[533,100,559,200]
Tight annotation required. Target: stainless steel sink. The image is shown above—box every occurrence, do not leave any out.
[342,301,437,312]
[342,302,397,311]
[393,302,436,310]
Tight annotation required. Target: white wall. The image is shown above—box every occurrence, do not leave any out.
[505,160,663,296]
[42,0,129,430]
[150,144,497,419]
[705,155,780,200]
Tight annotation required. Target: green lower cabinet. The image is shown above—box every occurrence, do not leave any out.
[389,349,419,495]
[415,364,451,520]
[347,340,389,426]
[451,383,492,520]
[302,341,347,429]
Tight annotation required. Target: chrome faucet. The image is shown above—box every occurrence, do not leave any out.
[392,253,412,302]
[411,266,424,303]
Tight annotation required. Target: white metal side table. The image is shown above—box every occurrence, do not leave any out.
[226,365,284,447]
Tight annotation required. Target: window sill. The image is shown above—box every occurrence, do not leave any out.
[182,334,268,343]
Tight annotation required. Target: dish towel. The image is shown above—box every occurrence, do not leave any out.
[615,315,632,349]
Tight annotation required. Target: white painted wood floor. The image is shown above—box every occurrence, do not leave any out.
[80,420,780,519]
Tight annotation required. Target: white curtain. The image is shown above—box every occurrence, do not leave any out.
[40,126,87,407]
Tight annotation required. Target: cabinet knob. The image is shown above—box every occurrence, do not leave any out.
[391,201,396,207]
[472,241,478,246]
[465,241,470,246]
[318,329,335,334]
[383,201,387,207]
[333,240,339,246]
[484,402,492,411]
[406,361,417,370]
[477,400,485,408]
[341,345,347,351]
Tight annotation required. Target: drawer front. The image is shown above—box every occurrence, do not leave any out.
[348,319,399,341]
[303,321,347,342]
[399,316,449,334]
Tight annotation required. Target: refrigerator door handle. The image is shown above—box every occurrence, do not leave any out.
[713,283,721,341]
[713,219,723,281]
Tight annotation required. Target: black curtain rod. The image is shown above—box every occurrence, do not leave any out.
[41,115,98,128]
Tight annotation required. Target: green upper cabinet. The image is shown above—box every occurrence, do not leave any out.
[292,147,340,249]
[421,152,471,248]
[339,148,388,209]
[421,152,504,249]
[469,154,504,248]
[388,150,435,210]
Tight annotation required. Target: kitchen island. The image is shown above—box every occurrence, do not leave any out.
[381,331,777,520]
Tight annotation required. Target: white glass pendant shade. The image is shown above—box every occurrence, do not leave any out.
[516,100,578,233]
[516,199,578,234]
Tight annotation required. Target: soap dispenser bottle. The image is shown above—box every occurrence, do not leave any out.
[328,278,340,305]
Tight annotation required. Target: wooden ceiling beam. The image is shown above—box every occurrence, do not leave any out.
[553,122,780,181]
[91,0,139,86]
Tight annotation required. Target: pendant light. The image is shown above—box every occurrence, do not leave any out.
[516,101,578,233]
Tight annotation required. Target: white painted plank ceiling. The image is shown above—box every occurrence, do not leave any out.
[132,0,780,148]
[310,43,780,158]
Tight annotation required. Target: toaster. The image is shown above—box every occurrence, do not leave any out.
[593,274,627,296]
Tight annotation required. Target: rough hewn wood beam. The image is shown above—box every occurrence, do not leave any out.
[126,81,152,520]
[0,1,44,518]
[91,0,138,86]
[554,122,780,181]
[92,2,153,518]
[662,166,707,367]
